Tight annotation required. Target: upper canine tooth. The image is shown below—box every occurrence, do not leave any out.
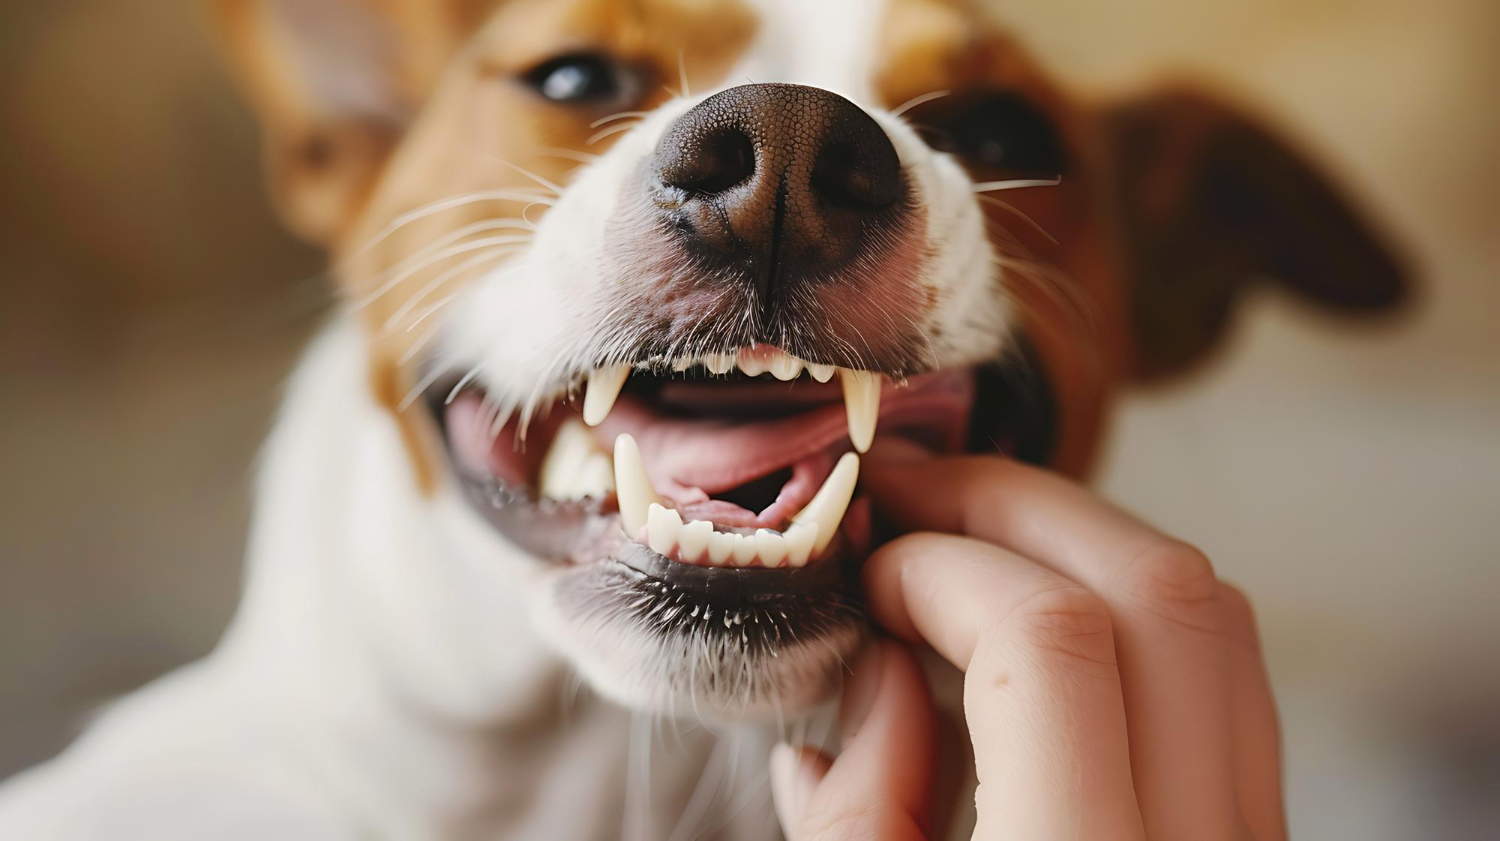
[613,433,659,536]
[792,452,860,556]
[806,363,835,383]
[583,364,631,426]
[768,352,802,381]
[839,369,882,453]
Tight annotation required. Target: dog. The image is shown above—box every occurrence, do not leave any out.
[0,0,1406,837]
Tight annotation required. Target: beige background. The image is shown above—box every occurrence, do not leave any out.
[2,1,1497,838]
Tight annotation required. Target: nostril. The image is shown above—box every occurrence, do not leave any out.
[661,127,756,196]
[810,141,900,210]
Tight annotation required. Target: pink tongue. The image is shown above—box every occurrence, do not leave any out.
[590,371,974,522]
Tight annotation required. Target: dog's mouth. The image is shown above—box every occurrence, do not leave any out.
[435,346,973,578]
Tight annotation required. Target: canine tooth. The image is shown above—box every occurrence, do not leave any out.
[768,352,802,381]
[647,503,682,557]
[613,433,659,536]
[783,522,816,567]
[538,418,596,500]
[839,369,882,453]
[792,451,860,555]
[574,452,615,499]
[679,519,714,562]
[755,529,789,567]
[707,531,735,565]
[806,363,835,383]
[583,364,631,426]
[731,533,757,567]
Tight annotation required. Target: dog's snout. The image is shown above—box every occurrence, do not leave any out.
[652,83,905,300]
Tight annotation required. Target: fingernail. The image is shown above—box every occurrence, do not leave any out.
[769,743,815,837]
[840,640,886,741]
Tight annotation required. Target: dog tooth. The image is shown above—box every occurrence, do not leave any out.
[735,352,768,374]
[731,533,757,567]
[839,369,882,453]
[704,353,736,375]
[647,503,682,557]
[782,522,816,567]
[671,356,696,372]
[679,519,714,563]
[707,531,735,565]
[538,418,596,500]
[768,352,802,381]
[806,363,835,383]
[755,529,789,567]
[583,364,631,426]
[613,433,659,536]
[792,451,860,555]
[574,452,615,499]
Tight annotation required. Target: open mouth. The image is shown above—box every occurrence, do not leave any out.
[435,346,975,580]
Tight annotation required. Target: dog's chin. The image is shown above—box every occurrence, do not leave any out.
[423,342,1055,719]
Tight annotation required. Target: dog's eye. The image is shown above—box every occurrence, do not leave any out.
[522,53,633,105]
[907,91,1068,176]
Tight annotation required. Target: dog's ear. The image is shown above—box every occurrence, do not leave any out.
[1099,86,1411,382]
[214,0,465,244]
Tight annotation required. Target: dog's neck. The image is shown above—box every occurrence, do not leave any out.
[210,316,781,840]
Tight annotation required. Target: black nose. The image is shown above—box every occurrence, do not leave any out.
[651,83,906,303]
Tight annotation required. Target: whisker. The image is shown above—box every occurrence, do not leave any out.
[350,190,552,257]
[351,231,533,311]
[977,194,1058,245]
[379,247,518,332]
[534,147,600,165]
[484,157,566,196]
[676,49,691,98]
[587,121,639,146]
[589,110,651,129]
[972,176,1062,193]
[891,88,950,117]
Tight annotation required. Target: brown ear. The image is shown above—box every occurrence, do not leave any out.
[1102,86,1411,382]
[214,0,460,244]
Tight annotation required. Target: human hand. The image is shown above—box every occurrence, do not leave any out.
[769,441,1285,841]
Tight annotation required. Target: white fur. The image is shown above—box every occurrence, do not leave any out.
[0,1,1009,836]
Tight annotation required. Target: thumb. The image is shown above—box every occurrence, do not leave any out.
[769,639,936,840]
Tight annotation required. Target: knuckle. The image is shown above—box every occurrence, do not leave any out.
[1117,539,1226,635]
[997,586,1118,672]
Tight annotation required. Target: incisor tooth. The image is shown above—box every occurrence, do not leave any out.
[806,363,835,383]
[647,503,682,557]
[755,529,789,566]
[768,352,802,381]
[707,531,735,565]
[704,353,736,375]
[792,451,860,556]
[613,433,658,536]
[738,353,769,377]
[679,519,713,562]
[839,369,881,453]
[583,364,631,426]
[574,452,615,499]
[731,533,757,566]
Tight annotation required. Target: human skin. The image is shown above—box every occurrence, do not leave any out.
[769,439,1285,841]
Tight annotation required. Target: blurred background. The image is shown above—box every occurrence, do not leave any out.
[1,1,1495,838]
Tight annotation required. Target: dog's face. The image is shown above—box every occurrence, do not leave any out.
[221,0,1405,716]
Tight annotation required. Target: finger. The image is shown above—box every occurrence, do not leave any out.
[769,744,830,840]
[1220,583,1287,841]
[864,448,1240,841]
[864,533,1145,840]
[784,639,935,841]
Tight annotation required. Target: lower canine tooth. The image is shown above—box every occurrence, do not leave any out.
[583,364,631,426]
[839,369,882,453]
[792,451,860,556]
[613,433,659,536]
